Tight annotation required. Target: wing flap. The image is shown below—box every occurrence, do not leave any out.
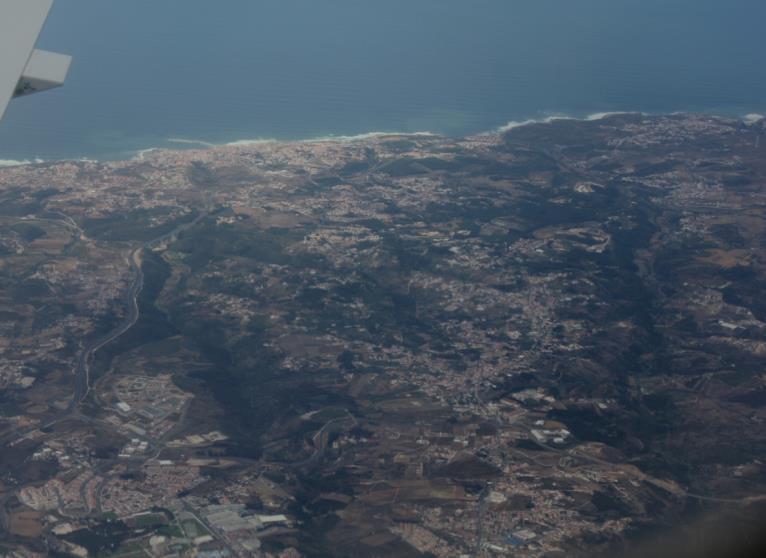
[14,49,72,98]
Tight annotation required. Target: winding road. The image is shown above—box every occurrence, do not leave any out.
[1,208,210,445]
[71,206,211,411]
[0,207,218,538]
[70,248,143,410]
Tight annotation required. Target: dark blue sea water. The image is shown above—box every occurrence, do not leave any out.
[1,0,765,162]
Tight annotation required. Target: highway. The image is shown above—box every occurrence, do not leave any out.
[291,411,358,469]
[1,207,211,445]
[0,207,214,537]
[70,206,212,411]
[70,247,143,410]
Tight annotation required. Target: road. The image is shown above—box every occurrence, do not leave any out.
[1,207,211,446]
[70,248,143,410]
[0,207,222,540]
[291,412,357,469]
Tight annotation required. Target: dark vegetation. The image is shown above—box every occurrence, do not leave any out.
[82,208,196,242]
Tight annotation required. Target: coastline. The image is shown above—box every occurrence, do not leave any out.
[1,111,763,169]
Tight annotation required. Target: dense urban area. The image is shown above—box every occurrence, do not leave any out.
[0,113,765,557]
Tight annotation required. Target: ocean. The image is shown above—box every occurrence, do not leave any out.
[1,0,764,162]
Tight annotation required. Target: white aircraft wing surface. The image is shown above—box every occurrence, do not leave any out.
[0,0,70,122]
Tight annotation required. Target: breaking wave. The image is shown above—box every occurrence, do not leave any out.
[0,158,44,167]
[300,131,437,143]
[497,112,645,133]
[166,137,216,147]
[224,138,279,147]
[497,115,573,132]
[224,131,438,146]
[133,148,163,161]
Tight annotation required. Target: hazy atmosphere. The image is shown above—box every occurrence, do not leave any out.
[1,0,765,160]
[1,1,766,556]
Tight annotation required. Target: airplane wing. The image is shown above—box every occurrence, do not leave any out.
[0,0,70,122]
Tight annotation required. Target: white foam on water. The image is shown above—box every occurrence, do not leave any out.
[498,112,646,133]
[133,148,163,161]
[0,158,44,167]
[585,111,641,121]
[305,131,437,142]
[166,137,216,147]
[497,115,573,132]
[224,138,279,147]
